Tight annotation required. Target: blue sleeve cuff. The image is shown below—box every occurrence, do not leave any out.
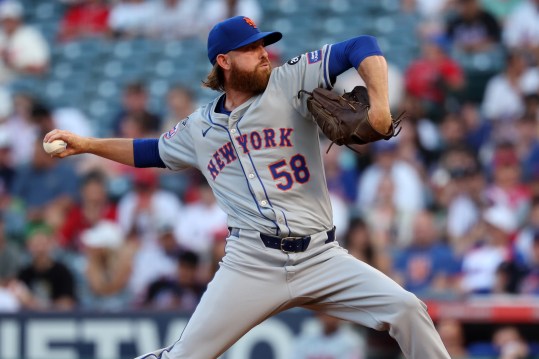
[133,138,166,168]
[328,35,383,79]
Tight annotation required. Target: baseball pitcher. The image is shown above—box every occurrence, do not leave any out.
[44,16,450,359]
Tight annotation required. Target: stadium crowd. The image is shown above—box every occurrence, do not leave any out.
[0,0,539,357]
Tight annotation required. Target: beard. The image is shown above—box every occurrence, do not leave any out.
[228,61,272,94]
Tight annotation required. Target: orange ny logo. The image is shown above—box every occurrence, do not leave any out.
[243,17,257,29]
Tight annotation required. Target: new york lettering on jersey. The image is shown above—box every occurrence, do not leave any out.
[207,127,293,180]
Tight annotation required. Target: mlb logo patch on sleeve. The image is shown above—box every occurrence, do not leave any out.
[164,117,189,139]
[307,50,322,64]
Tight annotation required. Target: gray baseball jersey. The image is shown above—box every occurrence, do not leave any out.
[158,46,332,237]
[136,46,451,359]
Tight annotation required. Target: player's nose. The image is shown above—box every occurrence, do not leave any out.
[257,44,268,58]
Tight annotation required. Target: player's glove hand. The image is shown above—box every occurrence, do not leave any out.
[298,86,403,152]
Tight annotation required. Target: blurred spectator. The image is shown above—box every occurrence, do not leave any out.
[17,224,77,310]
[520,47,539,97]
[58,0,111,42]
[267,47,282,68]
[404,34,465,120]
[0,213,20,277]
[494,251,528,293]
[80,220,136,310]
[58,170,117,252]
[112,82,161,137]
[436,319,470,359]
[174,178,227,265]
[0,213,21,311]
[321,139,360,204]
[392,211,460,296]
[522,92,539,119]
[31,102,94,138]
[0,281,19,311]
[157,221,181,258]
[144,250,206,311]
[518,230,539,294]
[394,117,430,174]
[144,0,201,40]
[439,112,467,150]
[286,312,366,359]
[362,174,413,250]
[516,114,539,181]
[357,138,426,215]
[200,0,262,33]
[414,0,452,21]
[11,137,79,229]
[53,107,94,138]
[502,0,539,51]
[0,86,12,122]
[398,94,441,164]
[118,168,182,246]
[492,326,530,359]
[514,196,539,266]
[108,0,153,39]
[160,85,196,133]
[29,102,56,134]
[481,50,528,122]
[343,217,374,262]
[460,205,517,294]
[119,112,162,139]
[446,0,502,55]
[460,102,493,152]
[485,142,531,223]
[0,92,36,166]
[445,161,488,253]
[0,1,49,84]
[0,127,14,194]
[329,191,350,242]
[117,168,180,299]
[343,217,391,274]
[481,0,524,24]
[322,148,359,233]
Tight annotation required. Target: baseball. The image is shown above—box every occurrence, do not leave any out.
[43,140,67,155]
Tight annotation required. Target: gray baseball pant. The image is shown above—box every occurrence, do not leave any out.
[135,228,450,359]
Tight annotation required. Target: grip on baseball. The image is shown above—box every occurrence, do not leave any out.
[43,140,67,155]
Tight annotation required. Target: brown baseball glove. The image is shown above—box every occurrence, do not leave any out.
[298,86,402,152]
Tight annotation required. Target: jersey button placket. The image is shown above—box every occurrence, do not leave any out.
[248,173,255,179]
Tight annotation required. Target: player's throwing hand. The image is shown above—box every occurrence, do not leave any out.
[43,129,88,158]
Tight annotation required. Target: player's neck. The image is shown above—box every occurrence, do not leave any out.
[223,90,254,111]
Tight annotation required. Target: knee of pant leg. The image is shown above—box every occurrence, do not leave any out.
[377,291,427,331]
[395,291,426,318]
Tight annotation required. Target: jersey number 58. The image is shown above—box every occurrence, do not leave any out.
[268,154,310,191]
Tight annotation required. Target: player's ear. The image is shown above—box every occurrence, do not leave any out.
[216,54,231,70]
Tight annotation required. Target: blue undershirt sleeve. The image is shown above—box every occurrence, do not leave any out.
[133,138,166,168]
[328,35,383,82]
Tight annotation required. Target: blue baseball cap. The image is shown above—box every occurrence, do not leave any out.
[207,16,282,65]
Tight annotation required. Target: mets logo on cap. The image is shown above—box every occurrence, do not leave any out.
[243,17,257,28]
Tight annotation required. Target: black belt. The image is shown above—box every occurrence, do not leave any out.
[228,227,336,253]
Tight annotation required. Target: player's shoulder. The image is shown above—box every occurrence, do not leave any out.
[282,45,330,67]
[271,45,330,78]
[162,106,208,141]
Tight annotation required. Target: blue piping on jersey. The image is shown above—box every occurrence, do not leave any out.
[323,44,331,88]
[278,208,291,237]
[207,110,278,230]
[234,121,287,236]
